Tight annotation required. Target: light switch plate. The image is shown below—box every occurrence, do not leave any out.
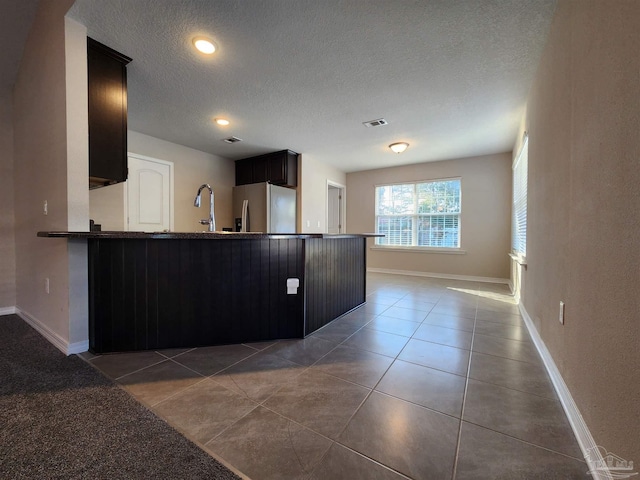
[559,301,565,324]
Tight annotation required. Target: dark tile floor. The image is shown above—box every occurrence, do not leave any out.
[82,273,589,479]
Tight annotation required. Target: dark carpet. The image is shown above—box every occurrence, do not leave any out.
[0,315,241,479]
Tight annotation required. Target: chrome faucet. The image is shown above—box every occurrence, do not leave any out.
[194,184,216,232]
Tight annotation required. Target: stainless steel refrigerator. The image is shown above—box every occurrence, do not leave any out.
[232,183,297,233]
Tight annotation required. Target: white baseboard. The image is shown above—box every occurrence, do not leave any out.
[367,267,510,285]
[15,308,88,356]
[519,303,612,480]
[0,306,17,316]
[67,339,90,355]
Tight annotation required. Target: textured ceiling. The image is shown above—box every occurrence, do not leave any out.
[69,0,556,172]
[0,0,40,90]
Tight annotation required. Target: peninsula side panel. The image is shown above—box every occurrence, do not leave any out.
[88,238,305,353]
[303,237,366,335]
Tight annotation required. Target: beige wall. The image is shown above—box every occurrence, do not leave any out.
[64,16,89,345]
[347,153,511,280]
[300,154,346,233]
[65,17,89,231]
[519,0,639,461]
[0,90,16,310]
[13,0,78,346]
[91,149,349,235]
[89,182,126,231]
[90,132,236,232]
[128,131,235,231]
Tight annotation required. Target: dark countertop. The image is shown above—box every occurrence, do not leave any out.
[37,231,382,240]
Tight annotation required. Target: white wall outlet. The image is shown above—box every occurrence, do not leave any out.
[45,278,50,294]
[286,278,299,295]
[306,220,310,228]
[317,220,321,228]
[559,301,565,324]
[43,200,48,215]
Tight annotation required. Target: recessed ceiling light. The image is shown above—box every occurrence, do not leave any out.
[389,142,409,154]
[193,37,216,54]
[214,118,230,126]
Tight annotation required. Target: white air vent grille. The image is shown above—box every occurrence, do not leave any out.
[222,136,243,144]
[363,118,388,127]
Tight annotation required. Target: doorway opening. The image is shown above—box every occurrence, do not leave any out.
[327,181,345,234]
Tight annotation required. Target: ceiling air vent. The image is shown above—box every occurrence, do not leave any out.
[362,118,388,128]
[222,136,242,144]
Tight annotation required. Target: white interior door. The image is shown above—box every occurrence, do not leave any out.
[127,154,173,232]
[327,184,342,234]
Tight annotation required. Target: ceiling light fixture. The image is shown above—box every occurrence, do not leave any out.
[193,37,216,54]
[215,118,230,126]
[389,142,409,154]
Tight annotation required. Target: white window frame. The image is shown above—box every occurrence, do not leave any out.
[374,178,462,252]
[511,134,528,264]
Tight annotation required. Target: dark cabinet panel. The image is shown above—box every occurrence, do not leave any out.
[234,159,253,186]
[267,151,296,185]
[89,238,306,353]
[252,155,268,183]
[235,150,298,187]
[88,38,132,189]
[303,238,366,335]
[88,236,367,353]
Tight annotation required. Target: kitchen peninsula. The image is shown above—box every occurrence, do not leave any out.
[38,231,378,353]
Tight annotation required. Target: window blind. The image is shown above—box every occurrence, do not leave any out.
[512,136,528,256]
[375,179,461,248]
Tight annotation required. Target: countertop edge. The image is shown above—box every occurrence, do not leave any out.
[37,231,383,240]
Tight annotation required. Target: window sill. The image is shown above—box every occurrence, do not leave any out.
[371,246,467,255]
[509,253,527,267]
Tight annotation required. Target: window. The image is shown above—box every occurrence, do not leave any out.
[512,135,528,257]
[375,178,461,248]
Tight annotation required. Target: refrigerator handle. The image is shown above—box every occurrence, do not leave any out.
[241,199,249,232]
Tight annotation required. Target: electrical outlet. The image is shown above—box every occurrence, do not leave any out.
[306,220,310,228]
[559,301,565,324]
[317,220,321,228]
[43,200,48,215]
[45,278,50,294]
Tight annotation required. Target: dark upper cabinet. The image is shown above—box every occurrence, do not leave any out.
[88,38,132,189]
[235,150,298,187]
[235,158,253,186]
[252,155,268,184]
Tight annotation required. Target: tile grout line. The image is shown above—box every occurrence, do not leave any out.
[175,288,396,475]
[92,277,542,480]
[326,291,433,445]
[463,348,544,366]
[450,295,479,479]
[228,400,410,480]
[327,283,471,477]
[321,288,409,441]
[147,349,265,408]
[156,347,197,359]
[204,402,262,447]
[110,356,172,381]
[458,419,588,463]
[461,375,559,402]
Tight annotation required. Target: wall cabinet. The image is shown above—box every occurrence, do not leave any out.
[235,149,298,187]
[88,38,132,189]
